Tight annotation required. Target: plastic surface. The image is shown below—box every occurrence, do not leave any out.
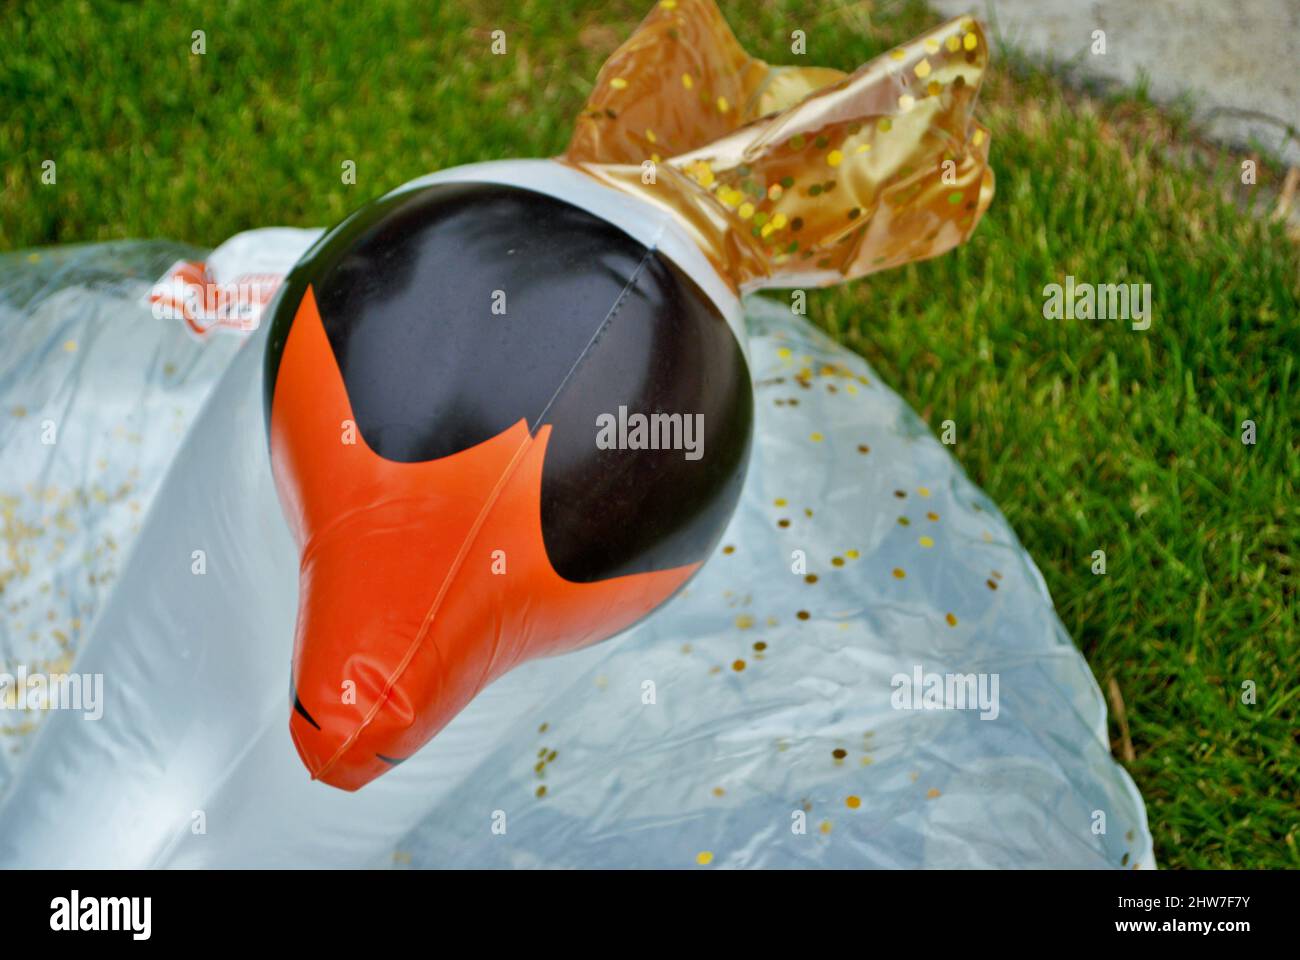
[0,241,245,785]
[265,0,999,790]
[0,236,1153,868]
[563,0,994,291]
[266,181,752,789]
[0,0,1153,868]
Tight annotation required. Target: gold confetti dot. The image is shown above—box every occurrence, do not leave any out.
[914,58,932,78]
[889,48,906,61]
[924,37,940,52]
[945,612,958,627]
[927,80,942,97]
[538,722,549,733]
[972,128,985,147]
[919,536,934,548]
[832,748,847,760]
[827,149,843,167]
[609,77,628,89]
[878,118,892,132]
[738,201,755,220]
[681,73,694,89]
[892,568,906,579]
[819,820,833,834]
[660,0,677,8]
[753,640,767,652]
[846,549,860,559]
[917,486,931,497]
[645,128,657,143]
[845,795,861,809]
[732,659,746,672]
[927,511,939,521]
[963,32,978,51]
[716,96,730,113]
[927,788,942,799]
[804,573,818,584]
[688,160,715,188]
[810,432,824,442]
[696,850,714,865]
[946,34,961,52]
[63,340,78,352]
[774,497,788,507]
[712,786,725,797]
[735,613,754,629]
[536,785,547,798]
[831,556,844,567]
[796,610,810,620]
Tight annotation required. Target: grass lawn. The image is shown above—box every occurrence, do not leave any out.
[2,0,1296,868]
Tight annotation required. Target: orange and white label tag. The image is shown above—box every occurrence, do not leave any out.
[147,227,322,338]
[149,260,282,336]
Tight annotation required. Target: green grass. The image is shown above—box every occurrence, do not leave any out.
[2,0,1297,868]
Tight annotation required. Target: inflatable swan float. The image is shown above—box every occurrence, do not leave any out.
[0,0,1153,868]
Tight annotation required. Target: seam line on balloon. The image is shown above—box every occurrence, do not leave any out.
[472,238,664,690]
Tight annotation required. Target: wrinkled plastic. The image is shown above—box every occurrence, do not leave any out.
[0,235,1153,868]
[565,0,994,291]
[0,241,243,786]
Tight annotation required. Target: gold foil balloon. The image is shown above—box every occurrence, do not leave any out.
[563,0,994,292]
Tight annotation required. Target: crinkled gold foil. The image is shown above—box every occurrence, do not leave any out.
[563,0,993,292]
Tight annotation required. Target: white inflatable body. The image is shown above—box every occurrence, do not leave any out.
[0,162,1154,868]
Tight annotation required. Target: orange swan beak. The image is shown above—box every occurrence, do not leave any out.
[272,288,697,790]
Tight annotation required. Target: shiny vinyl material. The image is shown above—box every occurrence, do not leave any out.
[262,0,998,791]
[0,237,1153,868]
[562,0,994,292]
[265,183,752,789]
[0,0,1152,866]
